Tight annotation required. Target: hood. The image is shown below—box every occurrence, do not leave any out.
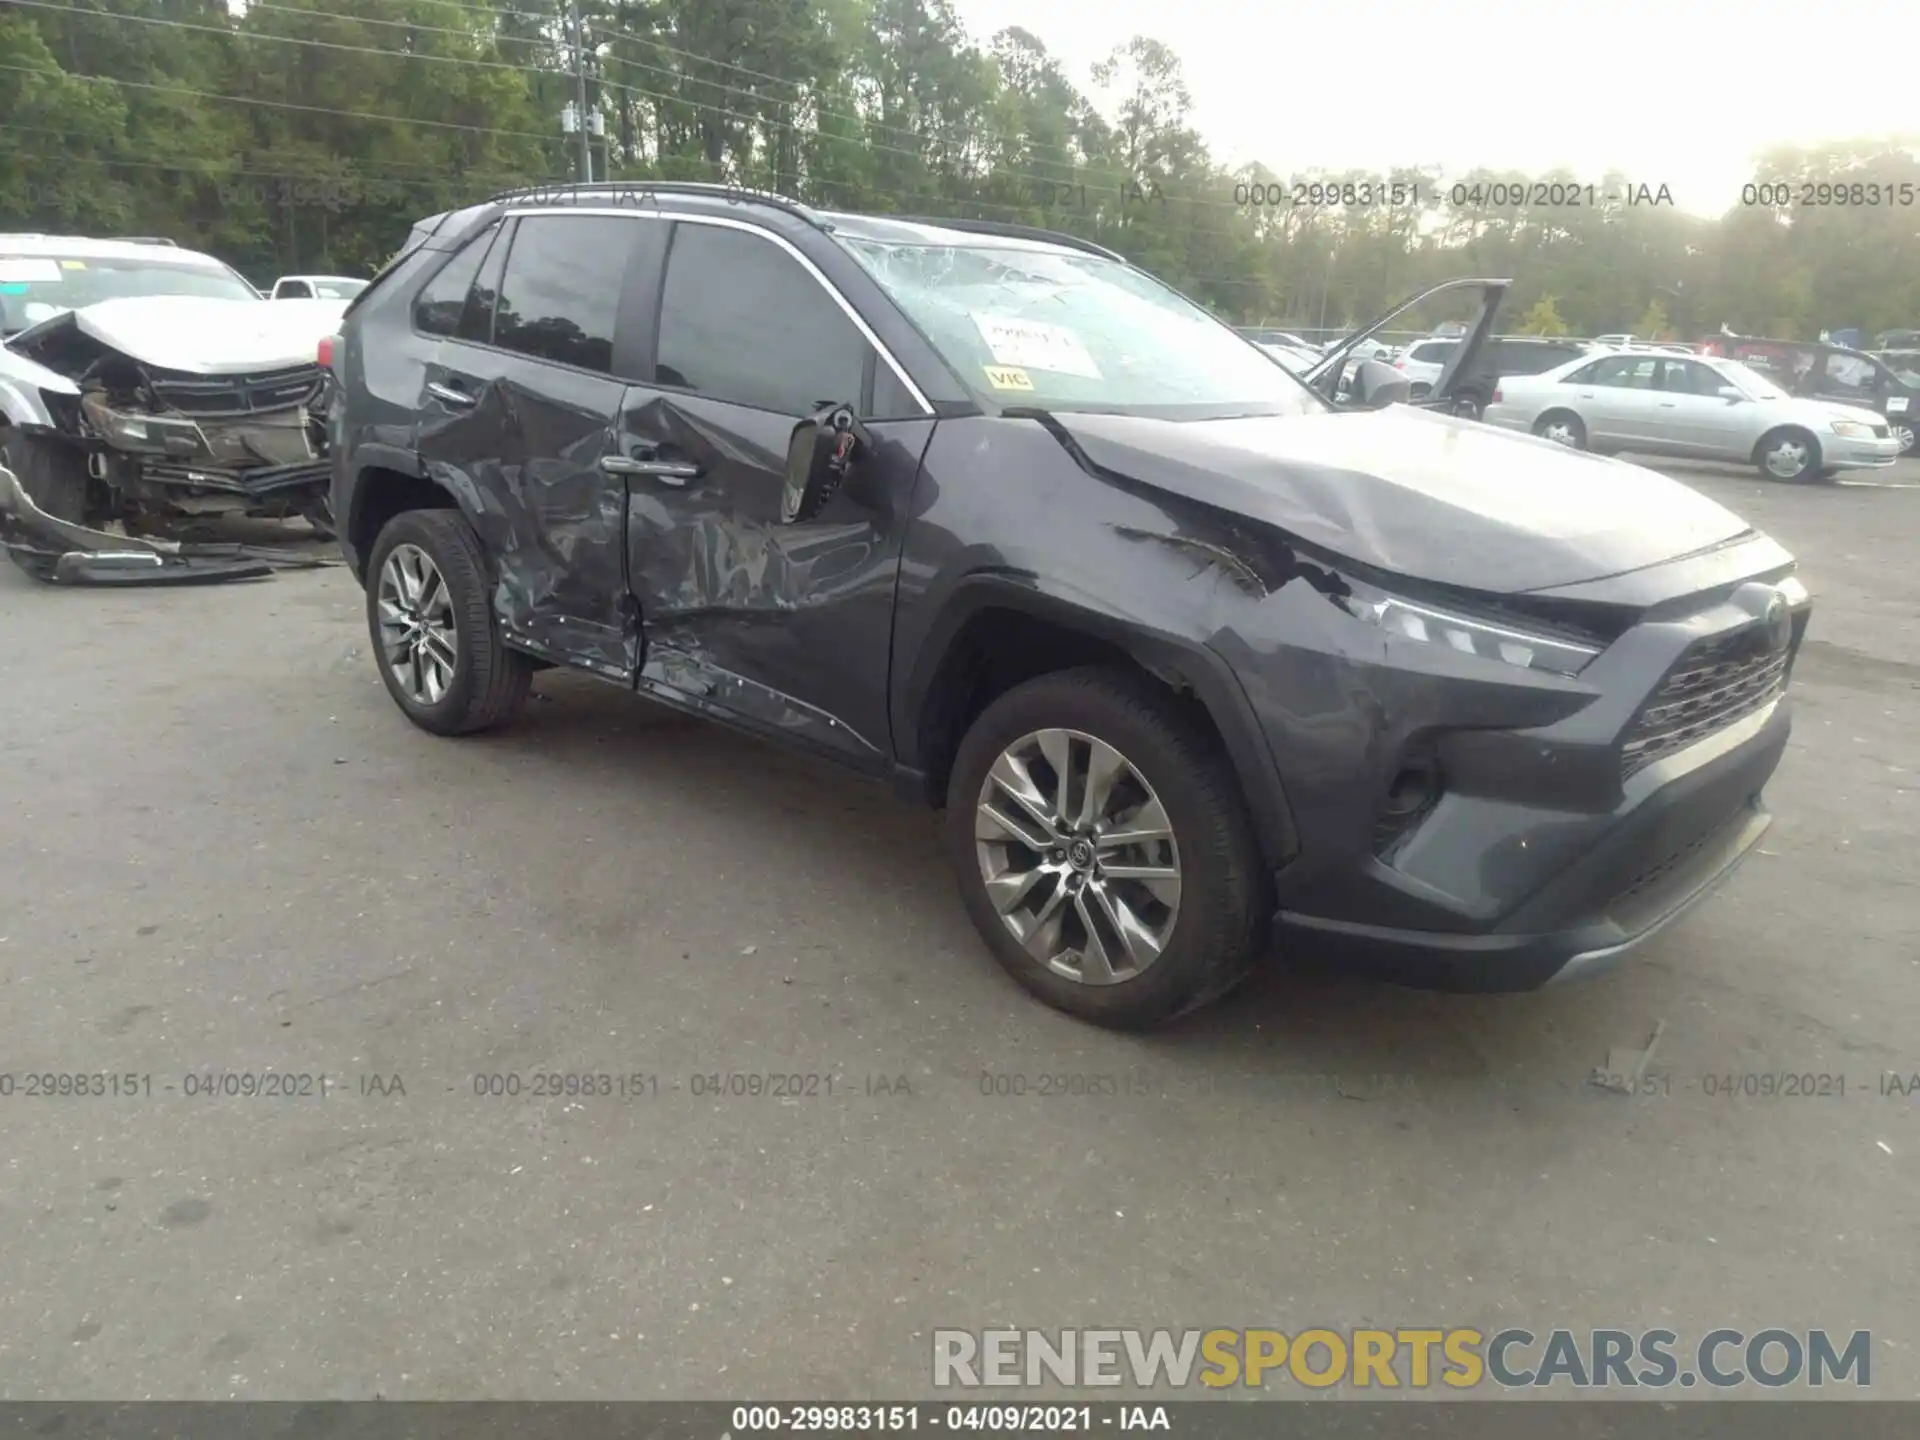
[1813,399,1894,426]
[62,296,346,373]
[1055,404,1755,594]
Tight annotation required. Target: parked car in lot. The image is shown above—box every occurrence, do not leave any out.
[1392,336,1460,395]
[1256,340,1319,372]
[272,274,368,300]
[1483,349,1901,479]
[1398,335,1599,418]
[1699,337,1919,456]
[1237,327,1319,353]
[0,234,345,578]
[1446,336,1600,419]
[327,182,1811,1028]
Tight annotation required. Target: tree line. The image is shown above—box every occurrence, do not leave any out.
[2,0,1916,338]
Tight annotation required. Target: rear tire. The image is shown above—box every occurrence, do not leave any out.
[1756,427,1820,482]
[1533,410,1587,449]
[944,666,1269,1030]
[365,508,532,735]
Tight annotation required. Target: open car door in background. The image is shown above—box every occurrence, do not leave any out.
[1302,278,1510,412]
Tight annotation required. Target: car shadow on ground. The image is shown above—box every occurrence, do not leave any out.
[474,666,1676,1098]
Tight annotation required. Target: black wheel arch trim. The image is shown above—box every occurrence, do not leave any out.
[896,571,1300,869]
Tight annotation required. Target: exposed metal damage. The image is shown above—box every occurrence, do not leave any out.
[2,299,341,585]
[0,463,335,584]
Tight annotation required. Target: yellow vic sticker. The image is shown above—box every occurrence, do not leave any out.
[983,365,1034,392]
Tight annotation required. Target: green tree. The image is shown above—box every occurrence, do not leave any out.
[1516,296,1570,335]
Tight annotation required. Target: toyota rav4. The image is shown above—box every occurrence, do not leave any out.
[326,183,1811,1030]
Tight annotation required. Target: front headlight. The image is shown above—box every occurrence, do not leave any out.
[1338,579,1602,677]
[1830,420,1876,438]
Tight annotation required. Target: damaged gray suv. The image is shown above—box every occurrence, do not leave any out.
[327,183,1811,1030]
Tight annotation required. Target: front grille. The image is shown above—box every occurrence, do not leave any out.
[1619,617,1803,779]
[148,364,324,417]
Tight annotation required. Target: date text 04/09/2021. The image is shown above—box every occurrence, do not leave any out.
[0,1072,404,1098]
[727,1404,1172,1432]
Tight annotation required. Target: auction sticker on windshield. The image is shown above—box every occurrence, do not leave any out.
[983,365,1036,391]
[972,313,1102,379]
[0,259,62,283]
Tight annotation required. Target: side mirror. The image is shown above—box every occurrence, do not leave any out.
[1717,387,1746,403]
[1350,358,1411,410]
[782,403,867,523]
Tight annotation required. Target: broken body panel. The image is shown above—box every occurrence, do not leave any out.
[332,191,1809,990]
[3,296,339,549]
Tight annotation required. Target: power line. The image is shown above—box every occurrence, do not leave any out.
[0,62,558,142]
[41,0,1254,217]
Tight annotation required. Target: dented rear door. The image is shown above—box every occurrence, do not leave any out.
[616,216,935,772]
[415,210,667,679]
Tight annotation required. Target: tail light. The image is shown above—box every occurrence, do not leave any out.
[317,335,337,368]
[1491,386,1503,404]
[1393,358,1406,369]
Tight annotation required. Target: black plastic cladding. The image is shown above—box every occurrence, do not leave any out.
[331,189,1808,987]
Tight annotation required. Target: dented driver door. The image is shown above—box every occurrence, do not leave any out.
[616,217,935,772]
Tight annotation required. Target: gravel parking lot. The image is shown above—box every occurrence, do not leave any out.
[2,457,1916,1400]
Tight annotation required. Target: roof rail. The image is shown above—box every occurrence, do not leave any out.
[889,216,1125,262]
[109,236,177,246]
[485,179,825,228]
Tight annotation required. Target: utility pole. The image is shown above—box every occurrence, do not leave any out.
[565,0,592,184]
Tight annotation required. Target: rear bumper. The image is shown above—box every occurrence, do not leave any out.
[1274,697,1787,992]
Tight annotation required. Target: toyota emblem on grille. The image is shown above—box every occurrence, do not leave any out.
[1731,580,1794,656]
[1763,592,1791,653]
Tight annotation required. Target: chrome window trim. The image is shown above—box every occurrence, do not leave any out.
[501,206,934,415]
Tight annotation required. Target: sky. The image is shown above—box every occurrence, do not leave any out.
[948,0,1920,217]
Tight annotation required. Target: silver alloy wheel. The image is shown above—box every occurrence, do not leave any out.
[1763,435,1811,479]
[1539,417,1581,447]
[1893,422,1915,455]
[377,542,459,706]
[973,727,1182,986]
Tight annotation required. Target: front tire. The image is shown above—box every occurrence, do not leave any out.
[1533,410,1587,449]
[1891,420,1915,456]
[944,667,1269,1030]
[1756,427,1820,482]
[365,508,531,735]
[3,429,90,523]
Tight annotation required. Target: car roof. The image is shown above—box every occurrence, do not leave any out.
[0,234,228,268]
[815,211,1092,258]
[280,274,362,282]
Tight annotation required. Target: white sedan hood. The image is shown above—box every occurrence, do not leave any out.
[68,296,347,373]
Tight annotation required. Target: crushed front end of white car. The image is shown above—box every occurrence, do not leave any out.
[0,296,344,582]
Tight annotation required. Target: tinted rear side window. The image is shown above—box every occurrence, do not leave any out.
[413,230,493,337]
[655,222,873,416]
[492,214,637,376]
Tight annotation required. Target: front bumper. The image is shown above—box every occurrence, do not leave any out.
[1225,570,1808,993]
[1825,432,1901,469]
[1274,699,1785,991]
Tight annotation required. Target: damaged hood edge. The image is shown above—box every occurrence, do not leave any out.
[61,296,348,374]
[1047,406,1760,597]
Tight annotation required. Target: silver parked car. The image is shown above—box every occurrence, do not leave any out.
[1482,349,1902,481]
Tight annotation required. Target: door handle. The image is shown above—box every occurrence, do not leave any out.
[1658,401,1677,408]
[426,380,476,408]
[600,455,702,485]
